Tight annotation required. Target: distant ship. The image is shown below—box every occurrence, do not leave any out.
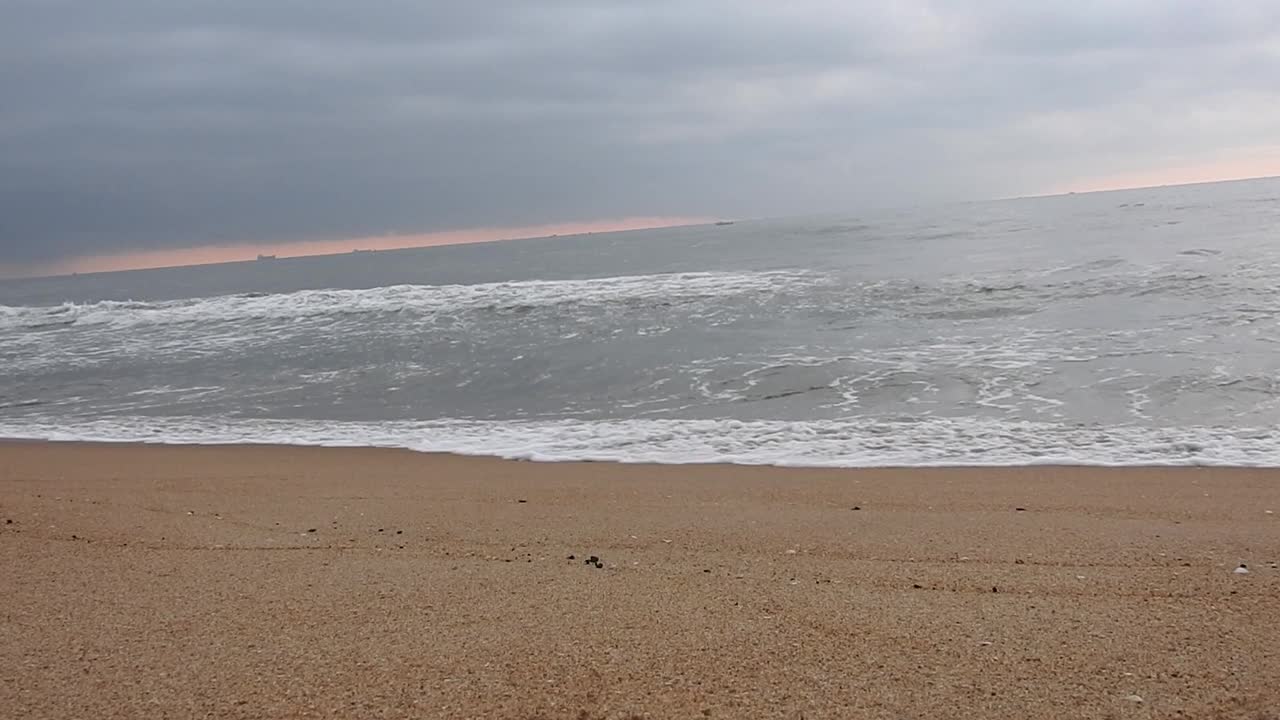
[256,254,277,261]
[715,220,735,226]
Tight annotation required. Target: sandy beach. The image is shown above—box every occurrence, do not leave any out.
[1,442,1278,718]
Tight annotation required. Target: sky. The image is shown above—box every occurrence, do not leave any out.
[2,1,1279,277]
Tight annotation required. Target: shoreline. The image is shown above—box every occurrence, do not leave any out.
[3,441,1279,718]
[1,435,1278,470]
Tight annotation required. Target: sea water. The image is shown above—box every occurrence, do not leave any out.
[3,178,1279,466]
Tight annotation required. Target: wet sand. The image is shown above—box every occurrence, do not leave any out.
[2,442,1278,719]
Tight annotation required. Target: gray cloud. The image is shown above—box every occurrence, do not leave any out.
[2,1,1278,265]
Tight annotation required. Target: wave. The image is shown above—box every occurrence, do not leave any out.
[0,271,820,332]
[2,415,1277,467]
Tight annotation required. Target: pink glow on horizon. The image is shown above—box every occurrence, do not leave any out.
[3,217,711,279]
[1049,150,1280,195]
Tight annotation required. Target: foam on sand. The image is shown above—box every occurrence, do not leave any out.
[1,415,1277,467]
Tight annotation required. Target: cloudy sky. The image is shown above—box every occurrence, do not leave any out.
[2,1,1279,276]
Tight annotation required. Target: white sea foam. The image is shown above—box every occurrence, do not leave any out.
[0,271,819,332]
[2,415,1277,467]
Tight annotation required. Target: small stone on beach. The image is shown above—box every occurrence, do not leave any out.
[1123,695,1144,703]
[1234,565,1249,574]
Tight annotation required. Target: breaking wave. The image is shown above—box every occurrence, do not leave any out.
[0,271,822,332]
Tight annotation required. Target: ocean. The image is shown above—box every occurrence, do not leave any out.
[3,178,1280,466]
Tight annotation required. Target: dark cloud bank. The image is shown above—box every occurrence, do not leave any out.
[2,1,1278,265]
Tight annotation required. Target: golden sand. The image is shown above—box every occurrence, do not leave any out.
[2,442,1278,718]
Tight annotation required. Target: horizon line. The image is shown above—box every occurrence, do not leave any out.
[1004,171,1280,202]
[0,216,713,281]
[5,170,1280,281]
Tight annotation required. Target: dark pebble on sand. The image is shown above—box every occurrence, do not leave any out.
[307,528,317,533]
[1015,559,1025,564]
[992,586,999,593]
[396,530,403,535]
[851,506,861,511]
[586,555,600,564]
[517,499,527,503]
[71,534,78,540]
[1015,507,1027,512]
[912,584,923,589]
[703,569,711,573]
[567,554,576,560]
[593,561,603,569]
[377,528,384,533]
[5,519,11,524]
